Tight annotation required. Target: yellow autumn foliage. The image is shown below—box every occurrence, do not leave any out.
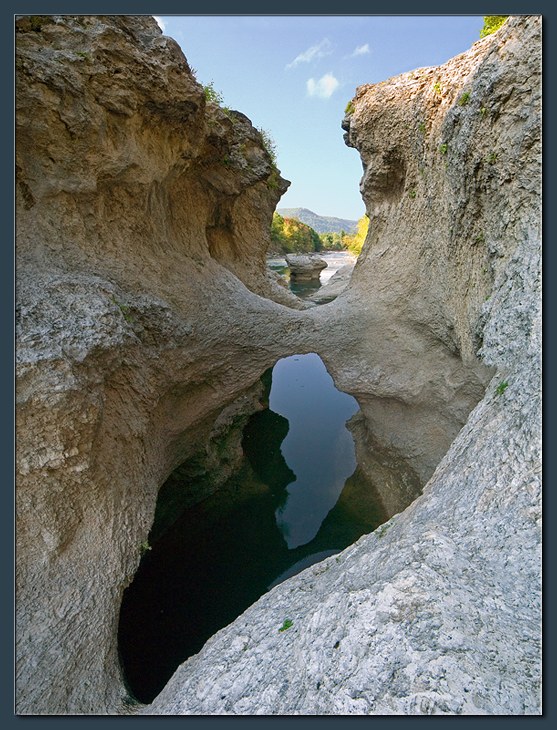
[344,215,369,255]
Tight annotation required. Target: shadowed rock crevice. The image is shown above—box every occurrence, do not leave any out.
[362,147,407,208]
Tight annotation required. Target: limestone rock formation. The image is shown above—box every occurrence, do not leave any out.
[285,253,328,281]
[15,15,306,715]
[144,16,541,715]
[308,261,356,304]
[16,14,541,716]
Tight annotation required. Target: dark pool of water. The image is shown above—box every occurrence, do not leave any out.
[289,278,322,298]
[118,354,388,704]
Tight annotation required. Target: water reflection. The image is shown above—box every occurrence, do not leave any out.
[118,354,388,704]
[269,354,359,548]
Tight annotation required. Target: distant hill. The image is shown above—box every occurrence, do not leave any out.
[277,208,358,235]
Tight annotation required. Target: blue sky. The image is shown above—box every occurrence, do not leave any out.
[156,15,484,220]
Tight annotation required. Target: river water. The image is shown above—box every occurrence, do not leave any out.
[270,353,359,548]
[118,353,387,704]
[267,250,356,298]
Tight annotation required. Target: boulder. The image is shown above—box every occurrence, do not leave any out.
[285,254,328,281]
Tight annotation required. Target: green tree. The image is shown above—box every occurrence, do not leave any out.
[270,212,286,250]
[480,16,508,38]
[270,213,322,254]
[320,233,334,249]
[319,232,349,251]
[203,81,224,105]
[309,227,322,252]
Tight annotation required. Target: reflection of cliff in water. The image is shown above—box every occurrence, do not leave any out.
[243,357,391,556]
[265,354,360,549]
[242,406,295,497]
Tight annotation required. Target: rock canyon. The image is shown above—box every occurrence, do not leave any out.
[16,15,541,715]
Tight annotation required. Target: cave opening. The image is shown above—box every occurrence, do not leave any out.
[117,353,418,704]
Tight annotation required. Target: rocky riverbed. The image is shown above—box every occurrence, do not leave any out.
[267,250,356,302]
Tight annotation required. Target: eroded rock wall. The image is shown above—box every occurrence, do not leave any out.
[15,15,310,714]
[315,13,541,486]
[144,16,541,715]
[16,14,541,716]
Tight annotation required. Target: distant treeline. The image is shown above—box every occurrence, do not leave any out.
[270,213,369,255]
[270,213,322,254]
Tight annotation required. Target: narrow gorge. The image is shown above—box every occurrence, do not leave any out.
[16,15,541,715]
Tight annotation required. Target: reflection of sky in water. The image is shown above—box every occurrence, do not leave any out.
[269,353,359,549]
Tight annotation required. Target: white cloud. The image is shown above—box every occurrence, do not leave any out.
[351,43,370,57]
[286,39,333,70]
[306,72,339,99]
[153,16,165,31]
